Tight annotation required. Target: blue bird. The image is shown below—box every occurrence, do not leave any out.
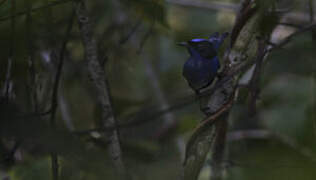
[179,32,229,94]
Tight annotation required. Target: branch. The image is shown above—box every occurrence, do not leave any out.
[210,114,228,179]
[166,0,238,13]
[49,8,75,180]
[182,96,234,180]
[74,1,130,179]
[278,22,303,29]
[247,39,267,116]
[0,0,74,22]
[230,0,257,48]
[270,23,316,50]
[25,0,38,112]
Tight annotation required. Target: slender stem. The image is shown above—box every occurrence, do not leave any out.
[49,8,75,180]
[309,0,314,23]
[26,0,38,112]
[270,23,316,50]
[247,40,266,116]
[0,0,74,22]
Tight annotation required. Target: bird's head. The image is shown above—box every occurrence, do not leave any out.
[178,38,217,59]
[178,32,229,59]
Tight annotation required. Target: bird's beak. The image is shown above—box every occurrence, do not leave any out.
[177,42,189,47]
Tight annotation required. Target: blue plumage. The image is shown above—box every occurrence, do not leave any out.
[180,32,228,93]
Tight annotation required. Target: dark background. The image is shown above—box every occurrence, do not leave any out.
[0,0,316,179]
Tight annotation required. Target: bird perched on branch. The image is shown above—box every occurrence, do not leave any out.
[179,32,229,94]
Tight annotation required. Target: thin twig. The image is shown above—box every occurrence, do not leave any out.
[270,23,316,50]
[17,109,52,118]
[50,9,75,128]
[311,74,316,139]
[247,39,266,116]
[49,9,75,180]
[166,0,238,13]
[26,0,38,112]
[0,0,74,22]
[184,95,234,165]
[3,58,12,100]
[9,0,15,67]
[3,0,16,101]
[278,22,303,29]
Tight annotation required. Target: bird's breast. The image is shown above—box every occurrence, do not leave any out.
[182,56,220,91]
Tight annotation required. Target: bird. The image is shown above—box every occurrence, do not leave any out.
[179,32,229,94]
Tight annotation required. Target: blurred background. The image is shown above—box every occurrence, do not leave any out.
[0,0,316,179]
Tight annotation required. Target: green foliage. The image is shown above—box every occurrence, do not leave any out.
[10,157,51,180]
[121,0,168,27]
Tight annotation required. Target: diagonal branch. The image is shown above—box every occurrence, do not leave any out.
[49,8,75,180]
[25,0,38,112]
[0,0,74,22]
[270,23,316,50]
[74,1,130,179]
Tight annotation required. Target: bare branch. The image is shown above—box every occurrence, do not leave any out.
[166,0,238,13]
[277,22,303,29]
[74,1,130,179]
[25,0,39,112]
[247,40,267,116]
[270,23,316,50]
[183,96,234,180]
[0,0,74,22]
[2,0,16,101]
[49,9,75,180]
